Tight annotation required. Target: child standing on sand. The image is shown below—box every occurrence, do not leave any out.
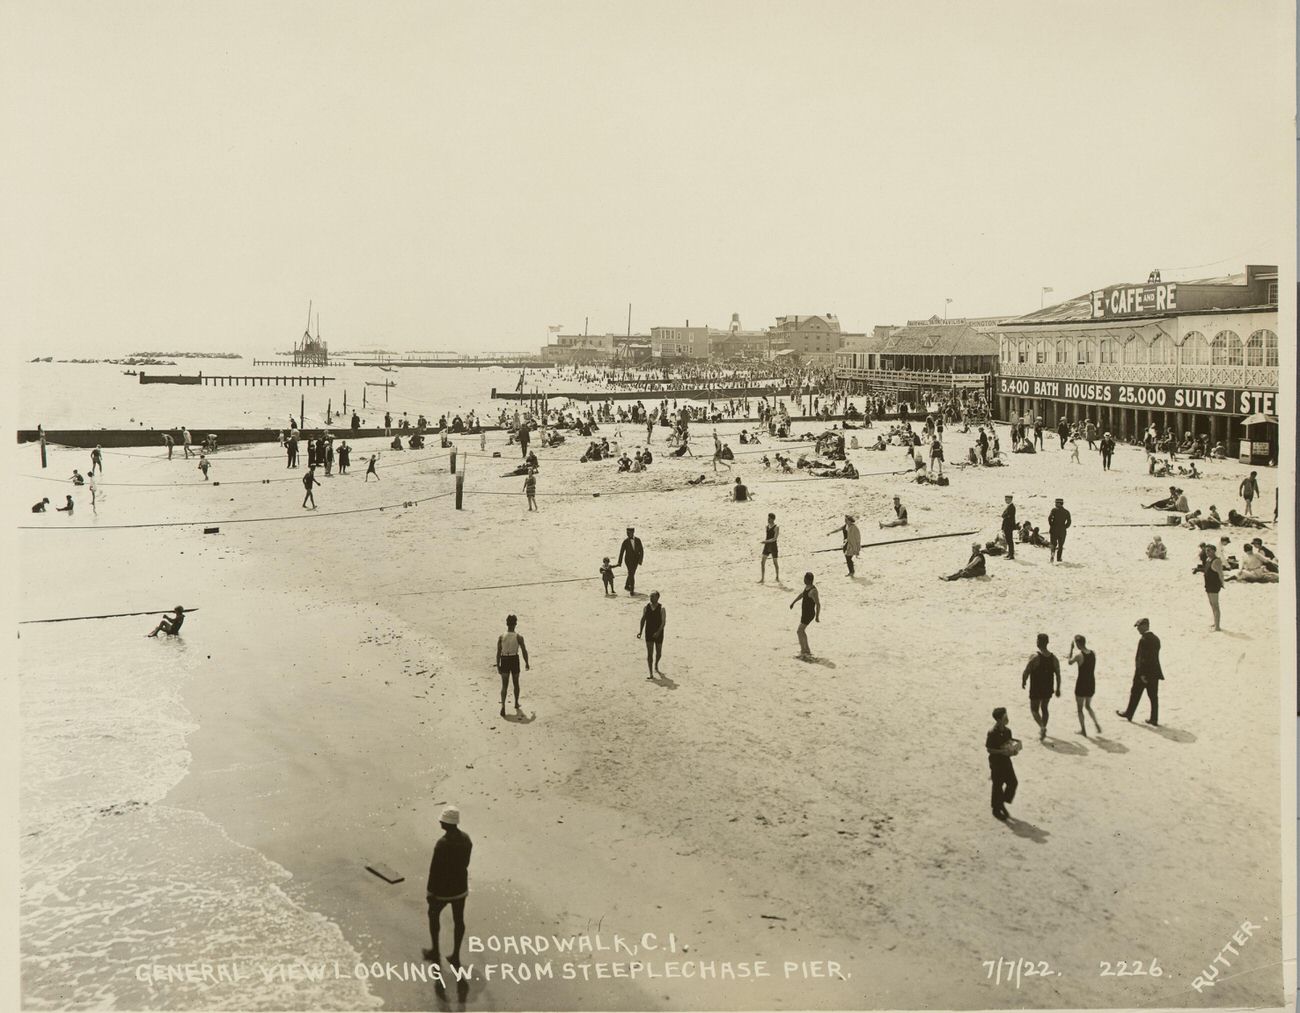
[198,454,211,481]
[600,558,616,596]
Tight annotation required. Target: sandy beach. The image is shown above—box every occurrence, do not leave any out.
[15,416,1289,1011]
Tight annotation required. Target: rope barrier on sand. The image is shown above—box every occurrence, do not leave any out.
[20,608,200,625]
[17,492,455,531]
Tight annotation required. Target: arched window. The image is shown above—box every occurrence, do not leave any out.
[1148,333,1172,364]
[1122,336,1146,364]
[1017,340,1028,364]
[1211,330,1243,366]
[1181,330,1209,365]
[1076,337,1094,364]
[1035,339,1047,364]
[1055,339,1065,364]
[1000,337,1009,361]
[1246,329,1277,367]
[1101,337,1120,364]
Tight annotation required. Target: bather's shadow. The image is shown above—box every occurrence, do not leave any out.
[504,710,536,724]
[1054,561,1085,569]
[1216,629,1252,640]
[1004,818,1050,844]
[1090,736,1129,754]
[648,672,679,689]
[1042,736,1087,756]
[796,656,838,668]
[1138,723,1197,743]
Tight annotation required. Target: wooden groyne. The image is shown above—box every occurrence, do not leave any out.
[492,385,799,402]
[352,359,549,369]
[139,373,334,387]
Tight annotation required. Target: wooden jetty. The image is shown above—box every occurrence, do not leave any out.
[139,372,333,387]
[491,385,797,402]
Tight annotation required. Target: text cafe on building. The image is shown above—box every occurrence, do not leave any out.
[993,265,1280,461]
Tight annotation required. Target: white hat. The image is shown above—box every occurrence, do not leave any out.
[440,805,460,826]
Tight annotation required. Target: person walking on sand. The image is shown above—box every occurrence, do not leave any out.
[1068,436,1081,464]
[1100,431,1115,471]
[523,469,538,511]
[302,466,320,508]
[1202,543,1225,630]
[365,454,379,481]
[198,453,210,481]
[637,591,667,678]
[422,806,472,972]
[1117,617,1162,725]
[1021,633,1060,740]
[1068,635,1101,736]
[1047,498,1071,563]
[1001,494,1017,560]
[494,614,531,715]
[1238,470,1260,516]
[760,513,780,583]
[790,572,820,659]
[181,427,193,458]
[146,605,186,638]
[384,411,392,436]
[90,444,103,475]
[828,514,861,576]
[162,433,174,459]
[712,429,732,473]
[616,527,644,595]
[986,707,1020,821]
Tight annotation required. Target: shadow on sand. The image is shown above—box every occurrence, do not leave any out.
[1089,736,1129,754]
[1138,722,1197,743]
[503,710,536,724]
[647,672,679,689]
[796,656,838,668]
[1041,736,1087,756]
[1005,817,1050,844]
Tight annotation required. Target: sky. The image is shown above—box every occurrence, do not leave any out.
[0,0,1294,356]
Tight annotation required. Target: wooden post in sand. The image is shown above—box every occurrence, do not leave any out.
[300,394,305,429]
[455,473,464,510]
[450,449,457,474]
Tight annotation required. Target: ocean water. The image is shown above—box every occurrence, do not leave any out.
[19,624,381,1011]
[18,358,590,433]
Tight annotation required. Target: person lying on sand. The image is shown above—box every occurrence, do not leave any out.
[1143,486,1183,511]
[1225,544,1279,583]
[1227,509,1267,528]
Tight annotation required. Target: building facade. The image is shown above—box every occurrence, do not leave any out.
[834,318,1002,397]
[769,314,846,361]
[993,266,1279,454]
[650,324,712,360]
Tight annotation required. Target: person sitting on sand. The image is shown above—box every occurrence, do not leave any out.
[880,496,908,528]
[1027,527,1050,548]
[617,454,632,472]
[983,533,1009,557]
[731,477,752,501]
[56,495,74,513]
[1226,543,1279,583]
[870,435,887,451]
[1017,520,1033,543]
[941,543,987,581]
[1209,441,1227,459]
[1183,507,1221,530]
[760,455,771,469]
[147,605,186,638]
[1176,461,1200,479]
[70,470,85,486]
[1227,509,1267,528]
[1146,534,1167,559]
[774,454,794,473]
[390,435,404,451]
[31,497,50,512]
[1249,538,1278,571]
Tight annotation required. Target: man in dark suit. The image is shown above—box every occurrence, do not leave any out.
[616,526,645,596]
[1001,494,1017,560]
[1117,617,1163,726]
[1047,497,1072,563]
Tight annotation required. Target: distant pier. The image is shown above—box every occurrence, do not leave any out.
[492,385,798,402]
[139,373,334,387]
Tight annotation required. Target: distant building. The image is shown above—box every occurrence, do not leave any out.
[651,323,712,360]
[710,313,770,360]
[834,317,1004,400]
[768,314,847,362]
[540,332,617,364]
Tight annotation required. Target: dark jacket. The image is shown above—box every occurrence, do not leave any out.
[1001,503,1017,530]
[617,536,644,568]
[1135,630,1163,683]
[427,828,473,899]
[1047,506,1072,533]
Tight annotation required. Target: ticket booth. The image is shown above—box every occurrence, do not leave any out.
[1238,414,1277,465]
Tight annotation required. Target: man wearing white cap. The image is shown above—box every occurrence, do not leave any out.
[423,806,472,970]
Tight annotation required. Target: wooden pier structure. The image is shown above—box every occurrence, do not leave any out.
[139,372,333,387]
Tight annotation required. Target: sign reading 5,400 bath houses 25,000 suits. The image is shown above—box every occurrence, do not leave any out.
[997,376,1276,417]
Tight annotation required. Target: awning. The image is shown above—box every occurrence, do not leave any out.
[1241,414,1279,426]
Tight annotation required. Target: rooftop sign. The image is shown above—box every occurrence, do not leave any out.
[1089,282,1177,320]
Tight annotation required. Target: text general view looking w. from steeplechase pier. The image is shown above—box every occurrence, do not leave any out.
[4,3,1295,1013]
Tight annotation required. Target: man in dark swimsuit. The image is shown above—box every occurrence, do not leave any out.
[302,466,320,508]
[986,707,1019,820]
[637,592,666,678]
[616,527,644,595]
[789,572,820,659]
[760,513,780,583]
[423,806,472,973]
[1021,632,1061,740]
